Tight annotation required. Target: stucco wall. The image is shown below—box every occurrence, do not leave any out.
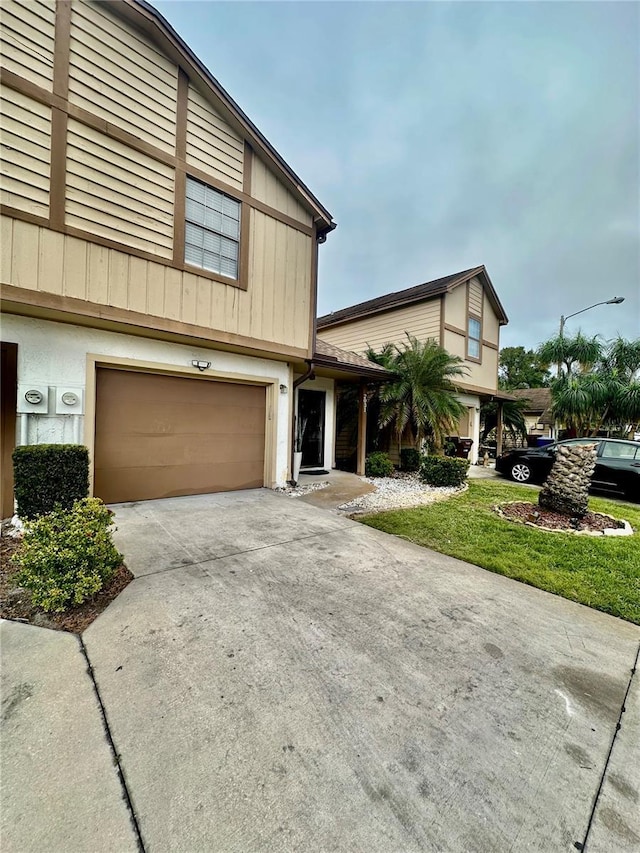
[2,314,292,486]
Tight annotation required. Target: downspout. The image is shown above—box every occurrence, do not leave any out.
[290,360,315,485]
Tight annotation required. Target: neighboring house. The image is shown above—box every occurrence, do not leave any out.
[0,0,386,515]
[508,388,554,445]
[317,266,511,464]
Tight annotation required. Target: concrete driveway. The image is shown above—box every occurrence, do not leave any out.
[3,489,639,852]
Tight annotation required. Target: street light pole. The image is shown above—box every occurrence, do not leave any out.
[559,296,625,339]
[557,296,625,376]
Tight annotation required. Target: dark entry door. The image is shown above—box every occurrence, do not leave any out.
[298,389,325,468]
[1,342,18,519]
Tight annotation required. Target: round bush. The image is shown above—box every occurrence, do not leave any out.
[419,455,469,487]
[12,498,123,612]
[365,452,395,478]
[400,448,422,472]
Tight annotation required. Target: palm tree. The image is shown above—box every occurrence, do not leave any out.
[538,332,603,379]
[548,336,640,437]
[369,334,468,454]
[480,399,528,444]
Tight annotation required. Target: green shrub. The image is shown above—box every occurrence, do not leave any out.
[400,448,422,472]
[365,451,395,478]
[13,444,89,519]
[12,498,122,612]
[419,455,469,488]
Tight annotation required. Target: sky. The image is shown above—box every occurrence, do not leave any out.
[155,0,639,351]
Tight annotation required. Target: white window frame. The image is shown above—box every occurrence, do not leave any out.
[184,176,241,280]
[467,316,482,360]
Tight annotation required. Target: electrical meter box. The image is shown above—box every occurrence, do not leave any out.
[17,384,50,414]
[54,387,84,415]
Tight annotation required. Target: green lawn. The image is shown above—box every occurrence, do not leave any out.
[360,480,640,625]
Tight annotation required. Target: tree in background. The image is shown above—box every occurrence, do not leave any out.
[498,346,551,390]
[537,331,603,379]
[480,399,528,445]
[367,335,467,453]
[537,333,640,437]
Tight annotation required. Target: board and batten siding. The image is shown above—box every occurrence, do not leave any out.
[318,300,441,355]
[0,87,51,219]
[68,0,178,153]
[468,277,483,316]
[482,292,500,344]
[0,0,56,91]
[186,85,244,190]
[443,282,467,330]
[1,215,312,352]
[65,119,175,258]
[248,210,311,347]
[251,156,313,227]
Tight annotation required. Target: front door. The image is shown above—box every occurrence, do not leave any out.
[298,389,325,468]
[1,342,18,519]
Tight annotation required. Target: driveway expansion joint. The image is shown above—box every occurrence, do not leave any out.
[78,635,147,853]
[136,523,357,578]
[576,641,640,852]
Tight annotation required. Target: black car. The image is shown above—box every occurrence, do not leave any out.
[495,438,640,502]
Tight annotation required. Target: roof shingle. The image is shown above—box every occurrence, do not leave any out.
[317,265,508,328]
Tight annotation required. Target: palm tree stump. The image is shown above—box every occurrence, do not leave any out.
[538,444,597,518]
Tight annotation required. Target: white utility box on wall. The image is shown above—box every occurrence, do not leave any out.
[17,384,50,414]
[54,387,84,415]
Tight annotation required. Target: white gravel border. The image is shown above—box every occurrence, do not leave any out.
[339,473,466,514]
[275,481,330,498]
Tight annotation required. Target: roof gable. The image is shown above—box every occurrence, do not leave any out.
[317,265,508,329]
[110,0,334,234]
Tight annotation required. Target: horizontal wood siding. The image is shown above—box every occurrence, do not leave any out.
[0,87,51,218]
[0,0,56,90]
[1,214,312,350]
[469,277,483,316]
[251,156,313,226]
[68,1,177,153]
[318,300,441,354]
[66,119,174,258]
[186,85,244,190]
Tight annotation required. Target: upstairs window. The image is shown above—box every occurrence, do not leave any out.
[467,317,481,359]
[185,177,240,279]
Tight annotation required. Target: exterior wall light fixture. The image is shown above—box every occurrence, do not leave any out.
[191,360,211,371]
[279,384,288,394]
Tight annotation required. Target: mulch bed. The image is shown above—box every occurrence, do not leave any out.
[497,501,625,533]
[0,526,133,634]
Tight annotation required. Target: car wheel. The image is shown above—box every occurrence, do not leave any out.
[510,462,532,483]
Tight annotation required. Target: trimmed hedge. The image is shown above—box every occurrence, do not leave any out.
[365,451,394,478]
[400,448,422,472]
[419,455,469,488]
[13,444,89,519]
[13,497,122,612]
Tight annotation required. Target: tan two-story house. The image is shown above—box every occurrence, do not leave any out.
[0,0,387,516]
[317,266,511,464]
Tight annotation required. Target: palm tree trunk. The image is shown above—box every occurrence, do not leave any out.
[538,444,597,517]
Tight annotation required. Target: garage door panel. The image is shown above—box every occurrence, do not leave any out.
[94,368,267,503]
[94,433,265,468]
[103,370,265,407]
[94,461,264,503]
[96,402,266,436]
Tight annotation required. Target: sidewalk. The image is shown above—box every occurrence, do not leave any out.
[297,469,375,510]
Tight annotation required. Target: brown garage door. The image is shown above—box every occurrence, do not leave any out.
[94,368,266,503]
